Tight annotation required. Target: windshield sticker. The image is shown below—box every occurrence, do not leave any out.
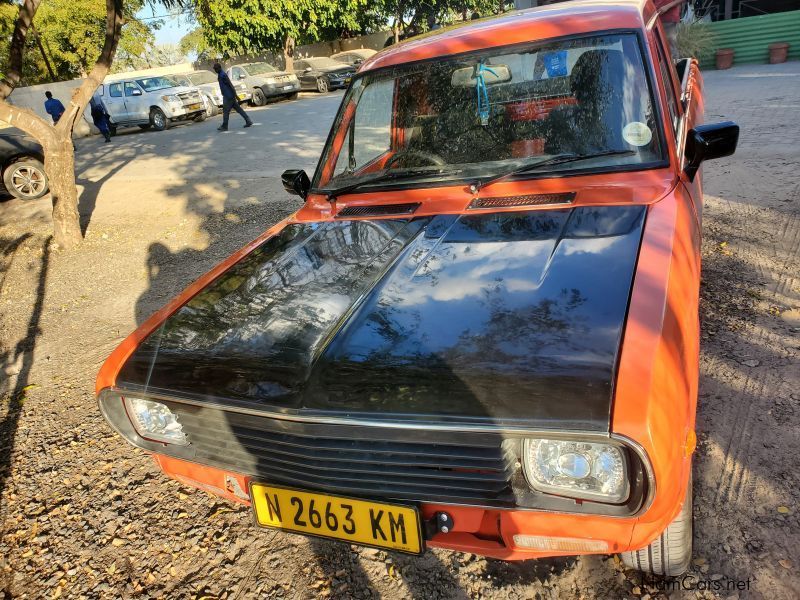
[622,122,652,146]
[543,51,568,78]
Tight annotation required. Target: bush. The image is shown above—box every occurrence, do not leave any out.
[676,21,716,62]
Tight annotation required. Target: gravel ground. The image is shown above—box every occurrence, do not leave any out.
[1,63,798,599]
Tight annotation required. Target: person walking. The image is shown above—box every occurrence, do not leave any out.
[89,95,112,142]
[44,91,65,124]
[214,63,253,131]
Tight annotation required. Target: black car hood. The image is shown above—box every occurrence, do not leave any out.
[320,65,355,76]
[118,206,646,432]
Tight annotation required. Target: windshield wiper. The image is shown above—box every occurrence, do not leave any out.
[323,168,459,201]
[476,150,637,191]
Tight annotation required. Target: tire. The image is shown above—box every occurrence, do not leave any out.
[316,77,329,93]
[150,107,168,131]
[287,92,299,101]
[251,88,266,107]
[193,111,206,123]
[620,474,692,576]
[203,95,218,117]
[3,157,48,200]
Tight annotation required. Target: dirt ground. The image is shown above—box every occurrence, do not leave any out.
[1,63,798,600]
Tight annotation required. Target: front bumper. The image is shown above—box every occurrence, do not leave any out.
[261,82,300,97]
[154,453,675,561]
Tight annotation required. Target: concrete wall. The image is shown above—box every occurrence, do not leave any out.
[4,78,94,137]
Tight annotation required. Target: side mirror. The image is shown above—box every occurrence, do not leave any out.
[685,121,739,181]
[304,67,313,73]
[131,88,142,96]
[281,169,311,199]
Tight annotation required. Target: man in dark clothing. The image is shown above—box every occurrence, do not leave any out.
[214,63,253,131]
[44,91,66,124]
[90,95,112,142]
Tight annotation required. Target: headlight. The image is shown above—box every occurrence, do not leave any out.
[522,438,629,503]
[124,397,188,445]
[161,94,181,103]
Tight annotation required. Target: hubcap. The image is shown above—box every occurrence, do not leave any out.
[11,165,45,197]
[154,112,165,127]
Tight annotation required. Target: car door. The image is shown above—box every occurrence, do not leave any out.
[651,22,703,221]
[294,61,313,90]
[124,81,146,123]
[105,82,126,123]
[230,66,248,89]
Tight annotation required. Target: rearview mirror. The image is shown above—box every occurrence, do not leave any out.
[281,169,311,199]
[685,121,739,181]
[451,64,511,87]
[131,88,142,96]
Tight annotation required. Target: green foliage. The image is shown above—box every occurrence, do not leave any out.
[193,0,377,58]
[676,21,716,62]
[179,27,218,61]
[0,0,156,84]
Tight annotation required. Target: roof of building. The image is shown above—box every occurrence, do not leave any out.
[361,0,656,72]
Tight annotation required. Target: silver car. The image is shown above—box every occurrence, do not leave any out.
[173,71,252,117]
[99,76,205,132]
[228,63,300,106]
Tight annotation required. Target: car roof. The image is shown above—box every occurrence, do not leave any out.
[361,0,655,72]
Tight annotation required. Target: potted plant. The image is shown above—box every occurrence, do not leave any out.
[769,42,789,64]
[716,48,735,70]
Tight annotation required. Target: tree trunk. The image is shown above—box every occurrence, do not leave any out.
[0,0,123,249]
[283,35,295,72]
[44,140,82,246]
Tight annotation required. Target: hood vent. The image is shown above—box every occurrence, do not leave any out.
[469,192,575,209]
[337,203,420,218]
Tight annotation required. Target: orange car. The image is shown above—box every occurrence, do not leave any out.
[97,0,738,576]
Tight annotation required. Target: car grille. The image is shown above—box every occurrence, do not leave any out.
[178,91,202,108]
[169,402,518,506]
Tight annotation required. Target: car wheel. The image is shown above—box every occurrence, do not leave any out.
[150,107,168,131]
[252,88,267,107]
[316,77,329,93]
[619,474,693,576]
[203,95,218,117]
[193,111,207,123]
[287,92,299,101]
[3,157,49,200]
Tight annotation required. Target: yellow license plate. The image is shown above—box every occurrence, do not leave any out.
[188,103,201,110]
[238,94,247,100]
[250,483,423,554]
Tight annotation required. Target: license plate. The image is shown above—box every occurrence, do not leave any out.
[345,77,352,84]
[250,483,423,554]
[238,94,247,100]
[282,85,293,90]
[187,103,201,110]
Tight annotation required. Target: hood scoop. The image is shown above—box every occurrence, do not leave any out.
[337,203,420,218]
[469,192,575,209]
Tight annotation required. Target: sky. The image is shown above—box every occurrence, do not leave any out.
[135,7,193,47]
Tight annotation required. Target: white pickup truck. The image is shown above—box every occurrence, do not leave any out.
[97,76,206,133]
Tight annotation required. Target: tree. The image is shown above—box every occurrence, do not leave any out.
[179,26,217,62]
[193,0,372,71]
[0,0,174,248]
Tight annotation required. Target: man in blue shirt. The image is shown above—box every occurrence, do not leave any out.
[214,63,253,131]
[44,91,66,124]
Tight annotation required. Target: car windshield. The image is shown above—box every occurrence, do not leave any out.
[137,77,178,92]
[314,33,664,192]
[305,57,343,70]
[187,71,217,85]
[246,63,278,75]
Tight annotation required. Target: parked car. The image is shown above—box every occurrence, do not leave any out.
[97,0,738,578]
[0,133,48,200]
[98,76,206,133]
[293,57,356,92]
[330,48,377,67]
[172,71,252,118]
[227,63,300,106]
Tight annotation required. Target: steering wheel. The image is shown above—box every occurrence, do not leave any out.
[385,149,446,169]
